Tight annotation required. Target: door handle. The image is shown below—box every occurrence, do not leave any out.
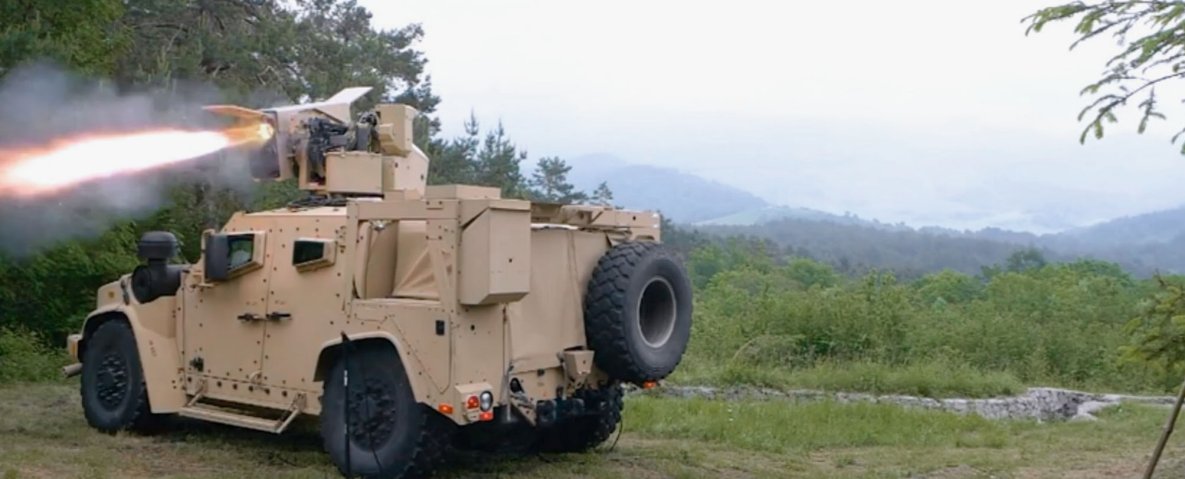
[237,313,262,322]
[267,312,292,321]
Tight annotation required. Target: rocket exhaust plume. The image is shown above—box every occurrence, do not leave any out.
[0,62,294,257]
[0,122,274,197]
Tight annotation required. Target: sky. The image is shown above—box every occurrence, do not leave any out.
[360,0,1185,233]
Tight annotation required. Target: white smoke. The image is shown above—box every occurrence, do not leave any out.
[0,62,278,257]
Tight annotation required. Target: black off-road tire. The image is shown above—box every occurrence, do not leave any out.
[536,383,624,453]
[80,320,162,433]
[585,241,693,383]
[321,344,452,479]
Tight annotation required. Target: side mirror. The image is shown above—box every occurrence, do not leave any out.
[204,234,231,282]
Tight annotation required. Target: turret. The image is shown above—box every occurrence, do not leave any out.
[204,87,429,198]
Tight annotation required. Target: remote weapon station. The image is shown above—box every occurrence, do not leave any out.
[62,87,693,478]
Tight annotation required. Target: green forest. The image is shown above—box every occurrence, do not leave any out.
[5,0,1185,400]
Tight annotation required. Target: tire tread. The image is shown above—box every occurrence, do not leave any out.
[584,241,687,382]
[81,319,159,434]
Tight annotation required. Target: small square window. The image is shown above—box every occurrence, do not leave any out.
[292,238,336,271]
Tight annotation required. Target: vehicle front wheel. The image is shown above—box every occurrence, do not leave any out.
[80,320,162,433]
[320,343,451,478]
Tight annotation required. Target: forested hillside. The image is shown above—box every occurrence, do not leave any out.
[696,218,1054,280]
[694,204,1185,279]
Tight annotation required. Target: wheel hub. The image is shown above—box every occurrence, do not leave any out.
[637,277,678,348]
[347,376,397,448]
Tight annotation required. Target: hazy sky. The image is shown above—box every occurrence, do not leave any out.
[361,0,1185,232]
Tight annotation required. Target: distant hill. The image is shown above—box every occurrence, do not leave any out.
[691,202,1185,278]
[563,153,1185,276]
[566,153,768,223]
[1029,206,1185,275]
[700,217,1056,280]
[1052,207,1185,248]
[694,205,879,228]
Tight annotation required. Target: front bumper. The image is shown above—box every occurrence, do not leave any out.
[66,334,81,362]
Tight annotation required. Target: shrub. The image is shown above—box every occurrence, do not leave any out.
[0,328,66,384]
[680,247,1176,396]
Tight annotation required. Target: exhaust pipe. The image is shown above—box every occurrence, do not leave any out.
[62,363,82,378]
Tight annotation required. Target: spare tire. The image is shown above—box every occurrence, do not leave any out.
[584,241,692,383]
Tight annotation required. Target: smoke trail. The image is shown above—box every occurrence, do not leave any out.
[0,62,270,257]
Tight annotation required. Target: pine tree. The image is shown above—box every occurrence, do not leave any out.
[590,181,615,206]
[474,121,529,198]
[426,112,480,186]
[529,157,587,204]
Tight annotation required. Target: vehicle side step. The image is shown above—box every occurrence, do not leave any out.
[178,393,306,434]
[179,404,282,432]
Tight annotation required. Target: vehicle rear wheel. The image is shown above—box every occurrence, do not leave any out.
[80,320,162,433]
[584,241,693,383]
[536,383,624,453]
[320,343,451,478]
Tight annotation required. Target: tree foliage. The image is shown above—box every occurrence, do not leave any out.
[0,0,444,345]
[590,181,615,207]
[113,0,438,109]
[528,157,587,204]
[683,239,1178,393]
[1025,1,1185,371]
[0,0,127,76]
[0,0,602,351]
[1026,1,1185,150]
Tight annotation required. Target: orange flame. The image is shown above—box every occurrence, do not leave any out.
[0,122,274,198]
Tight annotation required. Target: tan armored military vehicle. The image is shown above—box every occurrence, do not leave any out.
[62,87,692,478]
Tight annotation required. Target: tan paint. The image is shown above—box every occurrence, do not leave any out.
[458,201,531,305]
[83,284,186,413]
[182,221,272,404]
[508,229,608,368]
[72,89,668,431]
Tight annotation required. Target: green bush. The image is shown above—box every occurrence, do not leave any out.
[681,252,1179,396]
[0,328,67,384]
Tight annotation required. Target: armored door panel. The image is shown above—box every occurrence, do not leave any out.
[261,219,348,393]
[183,228,270,402]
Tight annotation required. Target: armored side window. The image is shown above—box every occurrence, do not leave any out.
[292,238,336,272]
[227,234,256,271]
[204,231,264,282]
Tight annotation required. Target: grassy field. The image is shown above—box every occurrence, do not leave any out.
[3,383,1185,478]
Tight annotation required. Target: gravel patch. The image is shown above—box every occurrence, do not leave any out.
[627,385,1175,421]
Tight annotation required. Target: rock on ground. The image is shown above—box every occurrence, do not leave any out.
[627,385,1175,421]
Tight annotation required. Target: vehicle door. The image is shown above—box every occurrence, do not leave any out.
[182,227,271,402]
[259,218,347,394]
